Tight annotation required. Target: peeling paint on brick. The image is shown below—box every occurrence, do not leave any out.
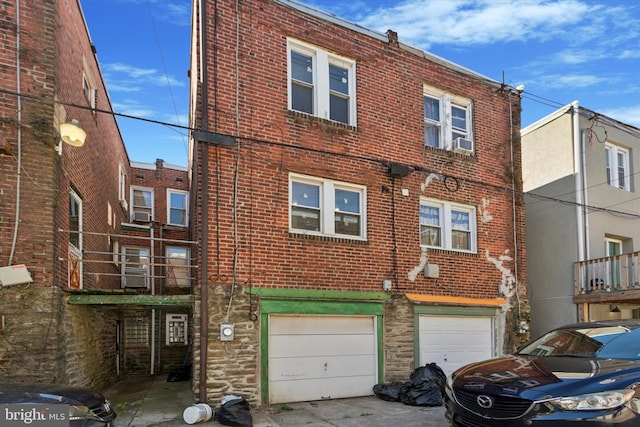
[479,198,493,223]
[486,249,516,298]
[420,173,440,191]
[407,248,428,282]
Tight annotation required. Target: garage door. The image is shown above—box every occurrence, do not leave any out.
[269,315,377,404]
[418,315,493,376]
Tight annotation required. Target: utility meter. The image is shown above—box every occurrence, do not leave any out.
[220,323,235,341]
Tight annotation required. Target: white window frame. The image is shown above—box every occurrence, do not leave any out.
[118,163,127,204]
[166,314,188,345]
[82,56,97,111]
[121,246,150,289]
[167,189,189,227]
[605,143,630,191]
[69,189,83,251]
[288,38,357,126]
[424,86,473,152]
[289,173,366,240]
[131,186,154,222]
[166,246,191,287]
[420,198,477,253]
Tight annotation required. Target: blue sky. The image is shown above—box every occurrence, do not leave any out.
[81,0,640,166]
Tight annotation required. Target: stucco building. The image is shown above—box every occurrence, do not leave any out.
[523,102,640,337]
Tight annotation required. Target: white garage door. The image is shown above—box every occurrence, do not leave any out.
[269,315,377,404]
[418,315,493,376]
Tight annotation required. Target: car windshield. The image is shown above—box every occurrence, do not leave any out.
[517,325,640,359]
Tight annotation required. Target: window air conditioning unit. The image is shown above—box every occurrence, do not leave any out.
[133,211,151,222]
[453,137,473,154]
[120,199,128,211]
[123,267,148,288]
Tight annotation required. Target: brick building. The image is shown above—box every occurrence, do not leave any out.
[188,0,528,405]
[0,0,192,388]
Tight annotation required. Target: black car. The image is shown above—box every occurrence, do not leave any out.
[445,320,640,426]
[0,383,116,426]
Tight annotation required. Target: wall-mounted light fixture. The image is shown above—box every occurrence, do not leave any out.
[60,120,87,146]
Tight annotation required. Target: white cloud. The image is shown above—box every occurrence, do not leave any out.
[354,0,601,48]
[104,63,157,78]
[539,74,608,89]
[600,106,640,127]
[102,63,185,93]
[112,100,156,118]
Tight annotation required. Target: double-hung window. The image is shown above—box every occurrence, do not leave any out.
[82,56,97,112]
[118,163,127,206]
[424,86,473,153]
[69,190,83,250]
[605,143,630,191]
[131,187,153,222]
[122,247,149,288]
[288,39,356,126]
[420,198,476,252]
[166,246,190,287]
[167,189,188,226]
[290,174,366,239]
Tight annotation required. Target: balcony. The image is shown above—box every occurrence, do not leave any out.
[575,252,640,304]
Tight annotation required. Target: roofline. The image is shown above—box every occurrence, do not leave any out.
[522,101,640,138]
[273,0,502,88]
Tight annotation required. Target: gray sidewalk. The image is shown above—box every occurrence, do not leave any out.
[103,376,447,426]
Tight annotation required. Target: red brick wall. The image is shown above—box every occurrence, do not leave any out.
[0,0,129,386]
[193,0,526,300]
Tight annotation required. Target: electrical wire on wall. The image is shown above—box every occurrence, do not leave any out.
[223,0,243,325]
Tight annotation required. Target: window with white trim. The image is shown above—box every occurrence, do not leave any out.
[288,39,356,126]
[424,87,473,152]
[167,189,188,226]
[605,143,630,191]
[82,56,97,111]
[166,246,190,287]
[166,314,188,345]
[420,198,476,252]
[118,163,127,204]
[131,187,153,222]
[290,174,366,239]
[122,247,149,288]
[69,190,83,250]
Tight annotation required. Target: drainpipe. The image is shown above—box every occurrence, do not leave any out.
[198,0,210,403]
[9,0,22,266]
[572,101,586,262]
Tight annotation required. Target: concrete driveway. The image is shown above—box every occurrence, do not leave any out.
[103,376,448,426]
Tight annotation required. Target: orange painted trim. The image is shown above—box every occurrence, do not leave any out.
[405,293,506,307]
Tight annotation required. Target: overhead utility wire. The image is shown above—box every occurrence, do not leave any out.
[7,87,640,219]
[145,0,189,155]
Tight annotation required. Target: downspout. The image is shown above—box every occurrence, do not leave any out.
[198,0,210,403]
[150,309,156,376]
[150,224,156,375]
[572,101,588,322]
[580,129,590,261]
[9,0,22,265]
[572,101,586,262]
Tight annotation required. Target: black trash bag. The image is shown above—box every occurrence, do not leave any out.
[214,398,253,427]
[409,362,446,394]
[372,381,405,402]
[166,365,191,382]
[399,381,442,406]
